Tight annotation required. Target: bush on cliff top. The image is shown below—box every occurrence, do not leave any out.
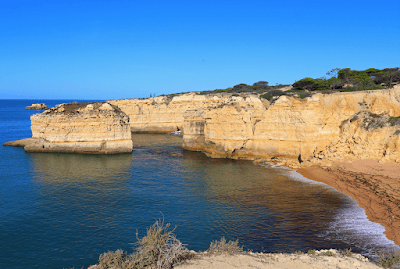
[90,219,190,269]
[207,236,244,255]
[375,251,400,268]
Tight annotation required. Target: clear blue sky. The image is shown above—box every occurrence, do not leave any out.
[1,0,399,100]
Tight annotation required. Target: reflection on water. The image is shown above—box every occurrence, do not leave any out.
[31,153,134,181]
[0,133,398,269]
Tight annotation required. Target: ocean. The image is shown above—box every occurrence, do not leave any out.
[0,99,398,269]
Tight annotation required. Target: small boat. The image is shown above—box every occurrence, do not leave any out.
[171,130,182,135]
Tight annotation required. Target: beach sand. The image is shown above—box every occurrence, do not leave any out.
[297,159,400,248]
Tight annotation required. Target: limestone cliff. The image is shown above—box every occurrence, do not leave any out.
[5,86,400,160]
[109,93,238,133]
[6,102,133,154]
[182,86,400,167]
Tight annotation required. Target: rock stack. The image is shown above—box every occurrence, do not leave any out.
[5,102,133,154]
[25,103,47,110]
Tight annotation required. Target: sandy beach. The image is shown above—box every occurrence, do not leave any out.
[297,160,400,248]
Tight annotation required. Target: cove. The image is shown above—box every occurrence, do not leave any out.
[0,100,398,269]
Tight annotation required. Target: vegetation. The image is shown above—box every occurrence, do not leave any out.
[155,67,399,102]
[153,67,400,102]
[179,67,398,104]
[90,219,191,269]
[388,116,400,127]
[323,250,335,256]
[341,248,353,257]
[207,237,244,255]
[375,251,400,268]
[259,89,285,101]
[307,249,316,255]
[292,67,400,92]
[198,81,290,96]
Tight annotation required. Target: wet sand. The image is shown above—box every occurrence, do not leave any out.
[297,159,400,247]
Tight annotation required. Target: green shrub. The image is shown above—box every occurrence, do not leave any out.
[207,237,243,255]
[293,78,317,91]
[388,116,400,127]
[298,91,312,99]
[260,89,285,101]
[324,250,335,256]
[253,81,269,87]
[307,249,316,255]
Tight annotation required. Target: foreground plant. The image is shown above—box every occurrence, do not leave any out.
[89,219,190,269]
[207,236,244,255]
[375,251,400,268]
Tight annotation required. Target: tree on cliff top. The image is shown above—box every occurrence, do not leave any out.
[384,67,400,88]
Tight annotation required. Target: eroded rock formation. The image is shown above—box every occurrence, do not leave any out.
[5,102,133,154]
[25,103,47,110]
[109,93,237,133]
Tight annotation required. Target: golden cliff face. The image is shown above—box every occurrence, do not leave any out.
[27,102,133,154]
[182,86,400,167]
[183,95,265,158]
[7,86,400,160]
[109,93,237,133]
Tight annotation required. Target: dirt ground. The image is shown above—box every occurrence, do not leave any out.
[175,249,381,269]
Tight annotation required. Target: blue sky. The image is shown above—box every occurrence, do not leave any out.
[1,0,399,100]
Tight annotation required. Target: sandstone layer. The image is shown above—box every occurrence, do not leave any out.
[5,102,133,154]
[182,86,400,167]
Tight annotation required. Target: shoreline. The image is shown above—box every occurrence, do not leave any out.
[296,160,400,248]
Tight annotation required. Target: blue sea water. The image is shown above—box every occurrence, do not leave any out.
[0,99,399,269]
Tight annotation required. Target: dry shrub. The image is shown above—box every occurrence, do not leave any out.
[90,219,190,269]
[324,250,335,256]
[375,251,400,268]
[340,248,352,257]
[96,249,130,269]
[207,237,243,255]
[135,220,190,268]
